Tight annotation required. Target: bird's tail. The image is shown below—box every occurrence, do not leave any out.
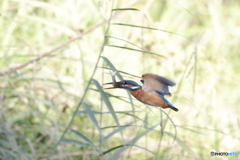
[158,94,179,112]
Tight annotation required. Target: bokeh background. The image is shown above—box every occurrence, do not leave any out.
[0,0,239,159]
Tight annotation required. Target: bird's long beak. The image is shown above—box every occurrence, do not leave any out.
[103,71,123,89]
[103,81,123,89]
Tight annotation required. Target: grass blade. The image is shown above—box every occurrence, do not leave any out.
[70,128,102,154]
[60,139,86,147]
[165,132,195,156]
[105,45,164,57]
[101,56,124,80]
[103,144,155,156]
[177,125,203,134]
[91,79,121,132]
[82,102,106,143]
[112,8,140,11]
[112,23,192,41]
[104,121,136,140]
[101,56,135,122]
[107,124,158,160]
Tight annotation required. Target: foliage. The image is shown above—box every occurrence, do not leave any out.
[0,0,240,159]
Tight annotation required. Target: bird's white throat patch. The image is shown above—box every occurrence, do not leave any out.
[131,86,141,90]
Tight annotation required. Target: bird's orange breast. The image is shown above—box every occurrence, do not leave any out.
[130,89,167,108]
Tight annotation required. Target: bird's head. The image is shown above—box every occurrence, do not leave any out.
[104,80,141,91]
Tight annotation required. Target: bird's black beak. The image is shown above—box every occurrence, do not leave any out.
[103,71,124,89]
[103,81,124,89]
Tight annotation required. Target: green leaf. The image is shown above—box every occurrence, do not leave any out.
[101,56,135,121]
[82,102,106,143]
[60,139,86,147]
[105,45,164,57]
[103,144,155,156]
[112,8,140,11]
[92,79,121,129]
[165,132,195,156]
[112,23,192,41]
[100,56,124,80]
[107,124,158,160]
[104,121,136,140]
[70,128,102,154]
[177,125,203,134]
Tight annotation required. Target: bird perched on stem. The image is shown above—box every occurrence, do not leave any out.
[104,73,178,112]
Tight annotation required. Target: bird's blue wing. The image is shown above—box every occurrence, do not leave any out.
[142,74,175,95]
[154,75,175,86]
[155,90,171,96]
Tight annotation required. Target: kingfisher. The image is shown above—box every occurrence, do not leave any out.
[104,73,178,112]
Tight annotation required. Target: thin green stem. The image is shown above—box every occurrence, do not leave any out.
[48,2,115,158]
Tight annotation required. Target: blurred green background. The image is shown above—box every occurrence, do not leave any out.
[0,0,239,159]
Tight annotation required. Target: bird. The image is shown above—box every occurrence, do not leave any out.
[104,73,178,112]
